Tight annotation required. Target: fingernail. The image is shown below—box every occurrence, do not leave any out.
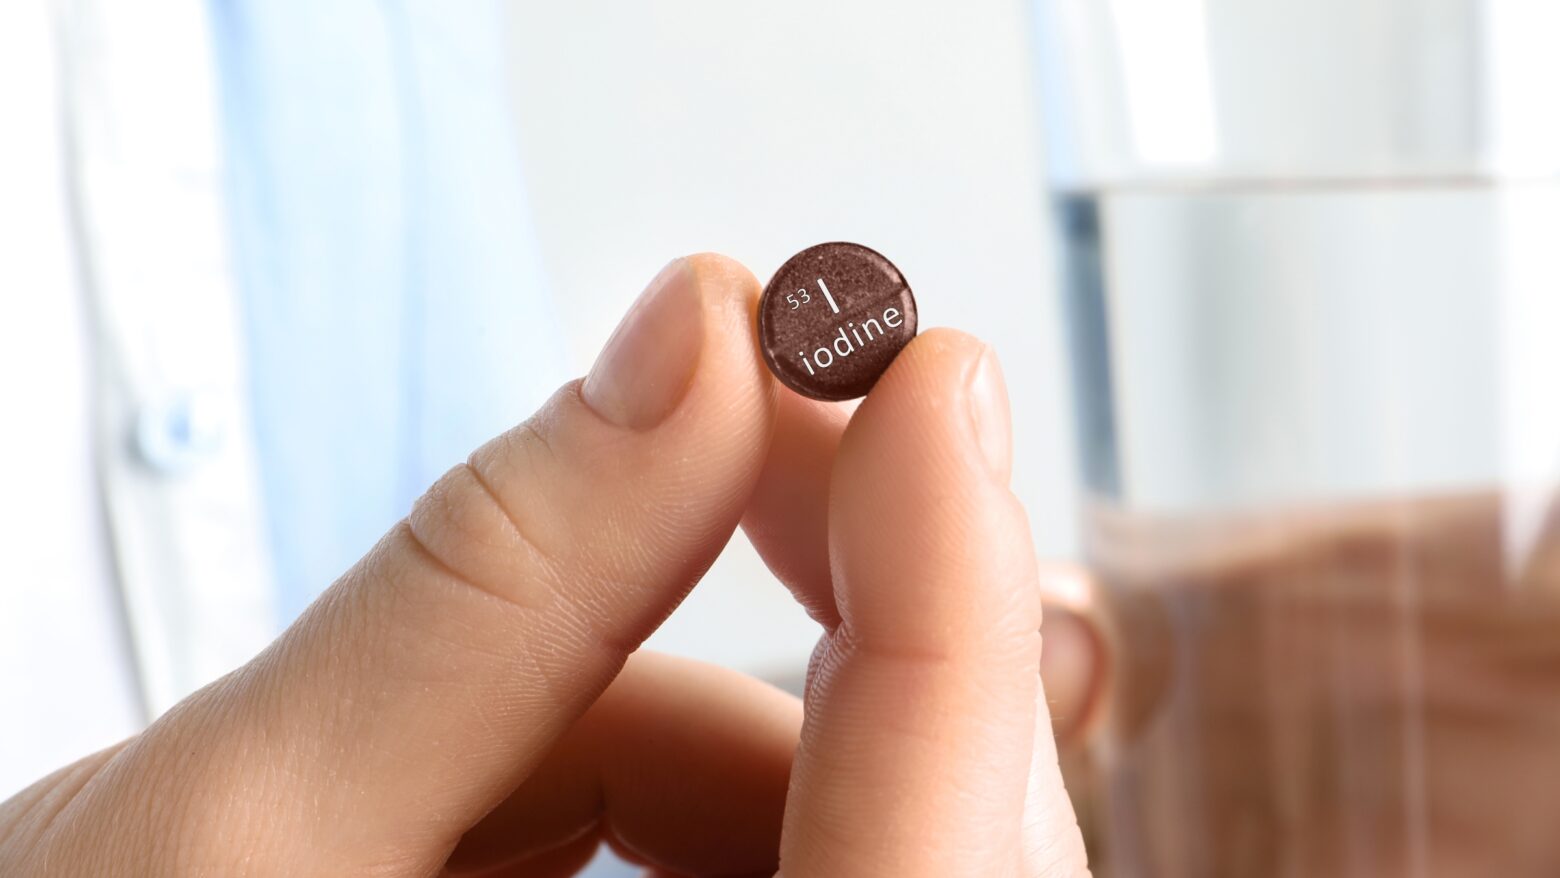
[1041,606,1103,745]
[583,259,704,429]
[965,347,1012,483]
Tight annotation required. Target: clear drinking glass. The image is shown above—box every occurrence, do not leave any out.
[1032,2,1560,876]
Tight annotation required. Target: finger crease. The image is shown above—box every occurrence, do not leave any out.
[462,452,568,577]
[398,520,548,616]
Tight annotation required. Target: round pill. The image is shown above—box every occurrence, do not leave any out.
[758,242,918,401]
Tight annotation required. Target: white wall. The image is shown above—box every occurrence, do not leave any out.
[507,0,1078,679]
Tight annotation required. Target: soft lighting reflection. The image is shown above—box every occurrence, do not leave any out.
[1484,2,1560,176]
[1106,0,1218,166]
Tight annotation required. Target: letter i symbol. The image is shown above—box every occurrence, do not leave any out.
[817,278,841,314]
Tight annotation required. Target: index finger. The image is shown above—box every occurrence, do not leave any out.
[50,256,781,876]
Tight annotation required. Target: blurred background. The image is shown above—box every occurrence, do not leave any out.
[0,0,1077,869]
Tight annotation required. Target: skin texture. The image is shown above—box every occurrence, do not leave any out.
[0,254,1090,877]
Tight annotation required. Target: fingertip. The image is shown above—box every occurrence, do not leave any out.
[686,251,764,339]
[684,251,761,297]
[680,251,778,430]
[966,344,1013,484]
[878,326,989,388]
[839,327,999,480]
[828,325,1039,655]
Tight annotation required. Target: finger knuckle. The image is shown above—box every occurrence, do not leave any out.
[405,451,564,614]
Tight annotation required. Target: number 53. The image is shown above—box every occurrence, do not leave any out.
[787,288,812,309]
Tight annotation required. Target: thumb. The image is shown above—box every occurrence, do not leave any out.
[778,330,1090,877]
[15,255,779,876]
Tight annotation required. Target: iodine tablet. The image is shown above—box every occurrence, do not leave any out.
[758,242,918,401]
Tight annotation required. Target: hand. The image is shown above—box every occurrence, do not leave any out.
[0,255,1089,877]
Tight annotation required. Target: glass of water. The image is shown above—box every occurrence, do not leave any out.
[1033,2,1560,875]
